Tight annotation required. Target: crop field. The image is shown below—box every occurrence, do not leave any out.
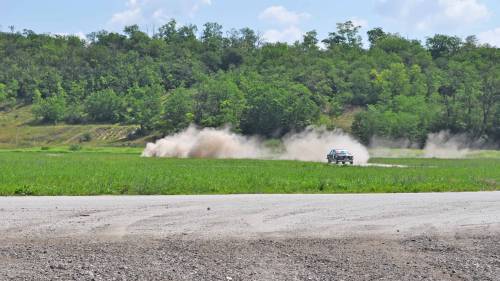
[0,148,498,196]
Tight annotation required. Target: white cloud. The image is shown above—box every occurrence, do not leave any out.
[262,26,303,43]
[152,8,168,22]
[350,17,368,28]
[259,6,310,25]
[108,0,212,28]
[110,7,142,26]
[440,0,490,23]
[189,0,212,17]
[375,0,491,31]
[478,27,500,47]
[259,5,310,44]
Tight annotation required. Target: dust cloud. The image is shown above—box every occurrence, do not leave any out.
[280,128,369,164]
[142,125,370,164]
[368,136,421,158]
[424,131,470,159]
[142,126,268,159]
[369,131,492,159]
[370,136,417,149]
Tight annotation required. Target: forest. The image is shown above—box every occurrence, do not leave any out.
[0,21,499,147]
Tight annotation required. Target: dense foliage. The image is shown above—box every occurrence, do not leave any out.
[0,21,499,145]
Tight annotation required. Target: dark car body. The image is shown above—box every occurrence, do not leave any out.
[327,149,354,164]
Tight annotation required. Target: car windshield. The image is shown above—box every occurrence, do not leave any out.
[338,150,349,155]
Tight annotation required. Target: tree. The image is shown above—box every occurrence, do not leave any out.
[123,25,151,55]
[302,30,319,50]
[464,35,478,48]
[158,20,178,42]
[200,23,224,72]
[426,35,462,59]
[480,68,500,136]
[352,106,379,145]
[367,27,386,47]
[84,89,122,123]
[0,22,499,144]
[194,74,246,129]
[408,65,427,97]
[161,88,195,133]
[125,84,162,131]
[491,101,500,141]
[323,21,362,49]
[32,95,67,123]
[442,61,482,134]
[352,95,440,146]
[373,34,431,67]
[240,73,320,136]
[221,48,244,70]
[239,27,259,49]
[177,24,198,42]
[283,83,321,132]
[0,83,6,103]
[201,22,223,49]
[373,63,411,103]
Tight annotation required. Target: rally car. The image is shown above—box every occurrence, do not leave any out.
[327,149,354,165]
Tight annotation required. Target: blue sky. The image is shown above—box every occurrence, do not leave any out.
[2,0,500,46]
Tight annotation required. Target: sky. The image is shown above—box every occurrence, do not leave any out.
[2,0,500,46]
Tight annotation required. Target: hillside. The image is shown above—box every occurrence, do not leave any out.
[1,22,499,147]
[0,105,141,148]
[0,105,365,149]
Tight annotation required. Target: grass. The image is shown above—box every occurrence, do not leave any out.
[331,107,363,133]
[369,148,500,159]
[0,150,498,196]
[0,105,141,148]
[0,146,144,154]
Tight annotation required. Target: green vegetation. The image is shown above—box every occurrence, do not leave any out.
[0,105,142,148]
[0,151,497,195]
[1,21,499,147]
[1,146,143,154]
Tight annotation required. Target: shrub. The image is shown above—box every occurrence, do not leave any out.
[79,132,92,142]
[64,104,86,124]
[69,144,82,151]
[84,89,122,123]
[32,95,67,123]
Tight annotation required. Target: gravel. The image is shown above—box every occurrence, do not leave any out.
[1,192,499,280]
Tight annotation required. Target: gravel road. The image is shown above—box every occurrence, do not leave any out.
[1,192,499,280]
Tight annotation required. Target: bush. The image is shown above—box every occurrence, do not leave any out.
[64,104,86,124]
[69,144,82,151]
[0,97,17,111]
[84,89,122,123]
[32,95,67,123]
[40,146,50,151]
[161,88,194,133]
[79,132,92,142]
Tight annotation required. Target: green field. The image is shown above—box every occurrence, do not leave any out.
[0,149,498,196]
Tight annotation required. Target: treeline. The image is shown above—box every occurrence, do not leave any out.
[0,21,499,145]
